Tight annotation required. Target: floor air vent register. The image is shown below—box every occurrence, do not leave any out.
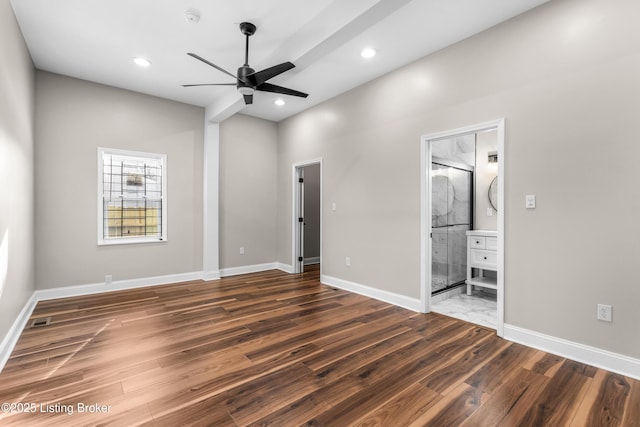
[30,317,51,328]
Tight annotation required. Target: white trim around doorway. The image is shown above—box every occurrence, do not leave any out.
[420,118,505,337]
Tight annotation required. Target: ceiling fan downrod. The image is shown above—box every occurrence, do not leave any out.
[239,22,256,66]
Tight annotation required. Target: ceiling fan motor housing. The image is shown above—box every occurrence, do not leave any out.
[237,65,255,91]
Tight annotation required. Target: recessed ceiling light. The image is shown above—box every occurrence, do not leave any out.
[133,57,151,67]
[274,99,285,106]
[361,48,376,59]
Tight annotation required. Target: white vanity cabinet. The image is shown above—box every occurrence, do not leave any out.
[466,230,497,295]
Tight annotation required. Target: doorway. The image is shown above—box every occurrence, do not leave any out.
[293,160,322,274]
[420,119,505,337]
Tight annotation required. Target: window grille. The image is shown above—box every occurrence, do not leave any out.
[98,148,166,245]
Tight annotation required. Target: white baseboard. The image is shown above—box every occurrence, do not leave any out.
[0,293,38,373]
[220,263,282,277]
[219,262,296,277]
[321,274,421,312]
[275,262,294,274]
[504,324,640,381]
[203,270,221,281]
[304,257,320,266]
[34,271,204,301]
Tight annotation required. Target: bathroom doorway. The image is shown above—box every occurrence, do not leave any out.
[420,119,505,336]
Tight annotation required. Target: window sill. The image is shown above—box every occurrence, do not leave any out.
[98,237,167,246]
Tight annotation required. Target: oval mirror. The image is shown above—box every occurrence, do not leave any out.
[488,176,498,211]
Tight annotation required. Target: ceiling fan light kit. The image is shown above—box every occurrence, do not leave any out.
[238,86,254,95]
[183,22,308,105]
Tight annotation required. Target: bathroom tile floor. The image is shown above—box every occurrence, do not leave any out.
[431,289,497,329]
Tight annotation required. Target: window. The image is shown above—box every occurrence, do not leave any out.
[98,148,167,245]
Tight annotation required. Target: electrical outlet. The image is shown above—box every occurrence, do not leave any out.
[345,256,351,267]
[105,274,112,285]
[487,207,493,217]
[239,247,245,255]
[597,304,612,322]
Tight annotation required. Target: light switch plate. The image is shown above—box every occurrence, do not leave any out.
[525,195,536,209]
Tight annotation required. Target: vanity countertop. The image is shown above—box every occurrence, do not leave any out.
[466,230,497,237]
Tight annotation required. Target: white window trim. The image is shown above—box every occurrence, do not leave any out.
[97,147,168,246]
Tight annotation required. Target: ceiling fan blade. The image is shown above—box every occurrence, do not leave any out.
[256,82,308,98]
[182,83,237,87]
[243,94,253,105]
[248,62,295,86]
[187,53,241,82]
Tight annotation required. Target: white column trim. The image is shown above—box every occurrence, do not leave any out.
[203,121,220,280]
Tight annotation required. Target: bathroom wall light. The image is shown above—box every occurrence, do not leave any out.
[488,151,498,163]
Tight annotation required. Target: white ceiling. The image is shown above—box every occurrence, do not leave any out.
[10,0,549,122]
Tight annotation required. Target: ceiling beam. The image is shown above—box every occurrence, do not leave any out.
[205,91,245,123]
[204,0,414,122]
[275,0,413,70]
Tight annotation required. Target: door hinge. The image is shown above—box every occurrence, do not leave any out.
[299,217,304,222]
[298,256,303,262]
[298,178,304,183]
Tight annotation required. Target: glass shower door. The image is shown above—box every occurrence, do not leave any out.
[431,161,473,294]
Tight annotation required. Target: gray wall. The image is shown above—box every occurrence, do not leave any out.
[35,72,204,289]
[0,0,35,341]
[303,163,321,260]
[278,0,640,359]
[219,114,278,268]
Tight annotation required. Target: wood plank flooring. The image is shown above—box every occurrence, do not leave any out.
[0,265,638,426]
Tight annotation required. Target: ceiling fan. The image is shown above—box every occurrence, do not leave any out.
[183,22,308,105]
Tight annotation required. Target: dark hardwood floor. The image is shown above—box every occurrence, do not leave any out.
[0,265,638,426]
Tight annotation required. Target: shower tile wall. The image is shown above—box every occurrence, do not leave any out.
[431,134,475,166]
